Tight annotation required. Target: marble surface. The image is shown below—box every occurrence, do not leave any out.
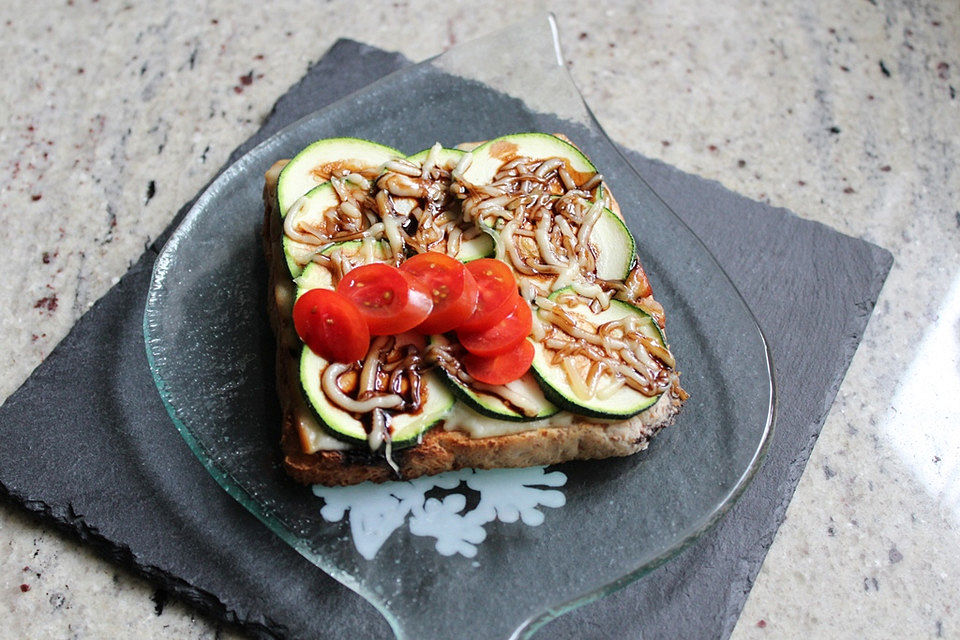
[1,1,957,638]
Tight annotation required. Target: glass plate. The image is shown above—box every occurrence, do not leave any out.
[144,14,775,640]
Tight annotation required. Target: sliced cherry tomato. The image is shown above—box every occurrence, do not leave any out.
[458,258,518,333]
[400,252,479,334]
[463,339,535,385]
[336,263,433,335]
[457,296,532,357]
[292,288,370,363]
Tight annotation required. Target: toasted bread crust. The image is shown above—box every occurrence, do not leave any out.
[280,389,683,485]
[264,149,684,486]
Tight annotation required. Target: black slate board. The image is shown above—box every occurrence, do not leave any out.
[0,40,892,640]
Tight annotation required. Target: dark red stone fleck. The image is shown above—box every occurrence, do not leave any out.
[31,194,42,201]
[661,140,671,147]
[239,72,253,86]
[19,584,30,593]
[233,86,243,94]
[578,32,587,40]
[880,165,891,172]
[757,619,767,628]
[844,186,856,194]
[34,295,58,313]
[708,144,718,152]
[798,180,806,186]
[253,54,264,60]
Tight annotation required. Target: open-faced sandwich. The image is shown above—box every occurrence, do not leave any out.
[263,133,687,486]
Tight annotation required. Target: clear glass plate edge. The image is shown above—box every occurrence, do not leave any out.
[141,13,779,640]
[512,16,778,637]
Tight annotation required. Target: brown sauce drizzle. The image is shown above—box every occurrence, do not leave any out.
[285,145,678,434]
[310,160,380,183]
[328,338,428,438]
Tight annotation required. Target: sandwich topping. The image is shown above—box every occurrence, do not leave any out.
[274,134,684,459]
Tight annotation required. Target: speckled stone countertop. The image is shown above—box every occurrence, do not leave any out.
[1,1,958,638]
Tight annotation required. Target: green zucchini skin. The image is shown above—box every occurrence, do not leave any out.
[428,337,558,423]
[277,137,402,217]
[591,208,636,281]
[529,369,658,421]
[530,290,665,420]
[293,240,391,297]
[299,341,454,450]
[281,181,340,278]
[461,133,597,187]
[283,134,665,440]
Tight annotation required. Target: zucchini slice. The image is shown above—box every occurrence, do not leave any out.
[531,290,667,419]
[282,181,395,278]
[293,240,391,297]
[282,182,339,278]
[299,335,454,449]
[591,209,636,281]
[276,137,401,217]
[461,133,597,187]
[404,146,495,262]
[453,233,495,262]
[429,335,558,422]
[407,146,466,170]
[499,205,634,287]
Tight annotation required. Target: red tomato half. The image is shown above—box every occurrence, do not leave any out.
[464,339,535,385]
[458,258,519,333]
[292,288,370,363]
[400,252,479,334]
[457,296,532,357]
[336,263,433,335]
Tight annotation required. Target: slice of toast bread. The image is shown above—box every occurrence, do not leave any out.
[263,150,685,487]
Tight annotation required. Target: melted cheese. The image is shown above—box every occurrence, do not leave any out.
[443,403,579,438]
[297,407,351,452]
[277,148,660,454]
[301,400,580,450]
